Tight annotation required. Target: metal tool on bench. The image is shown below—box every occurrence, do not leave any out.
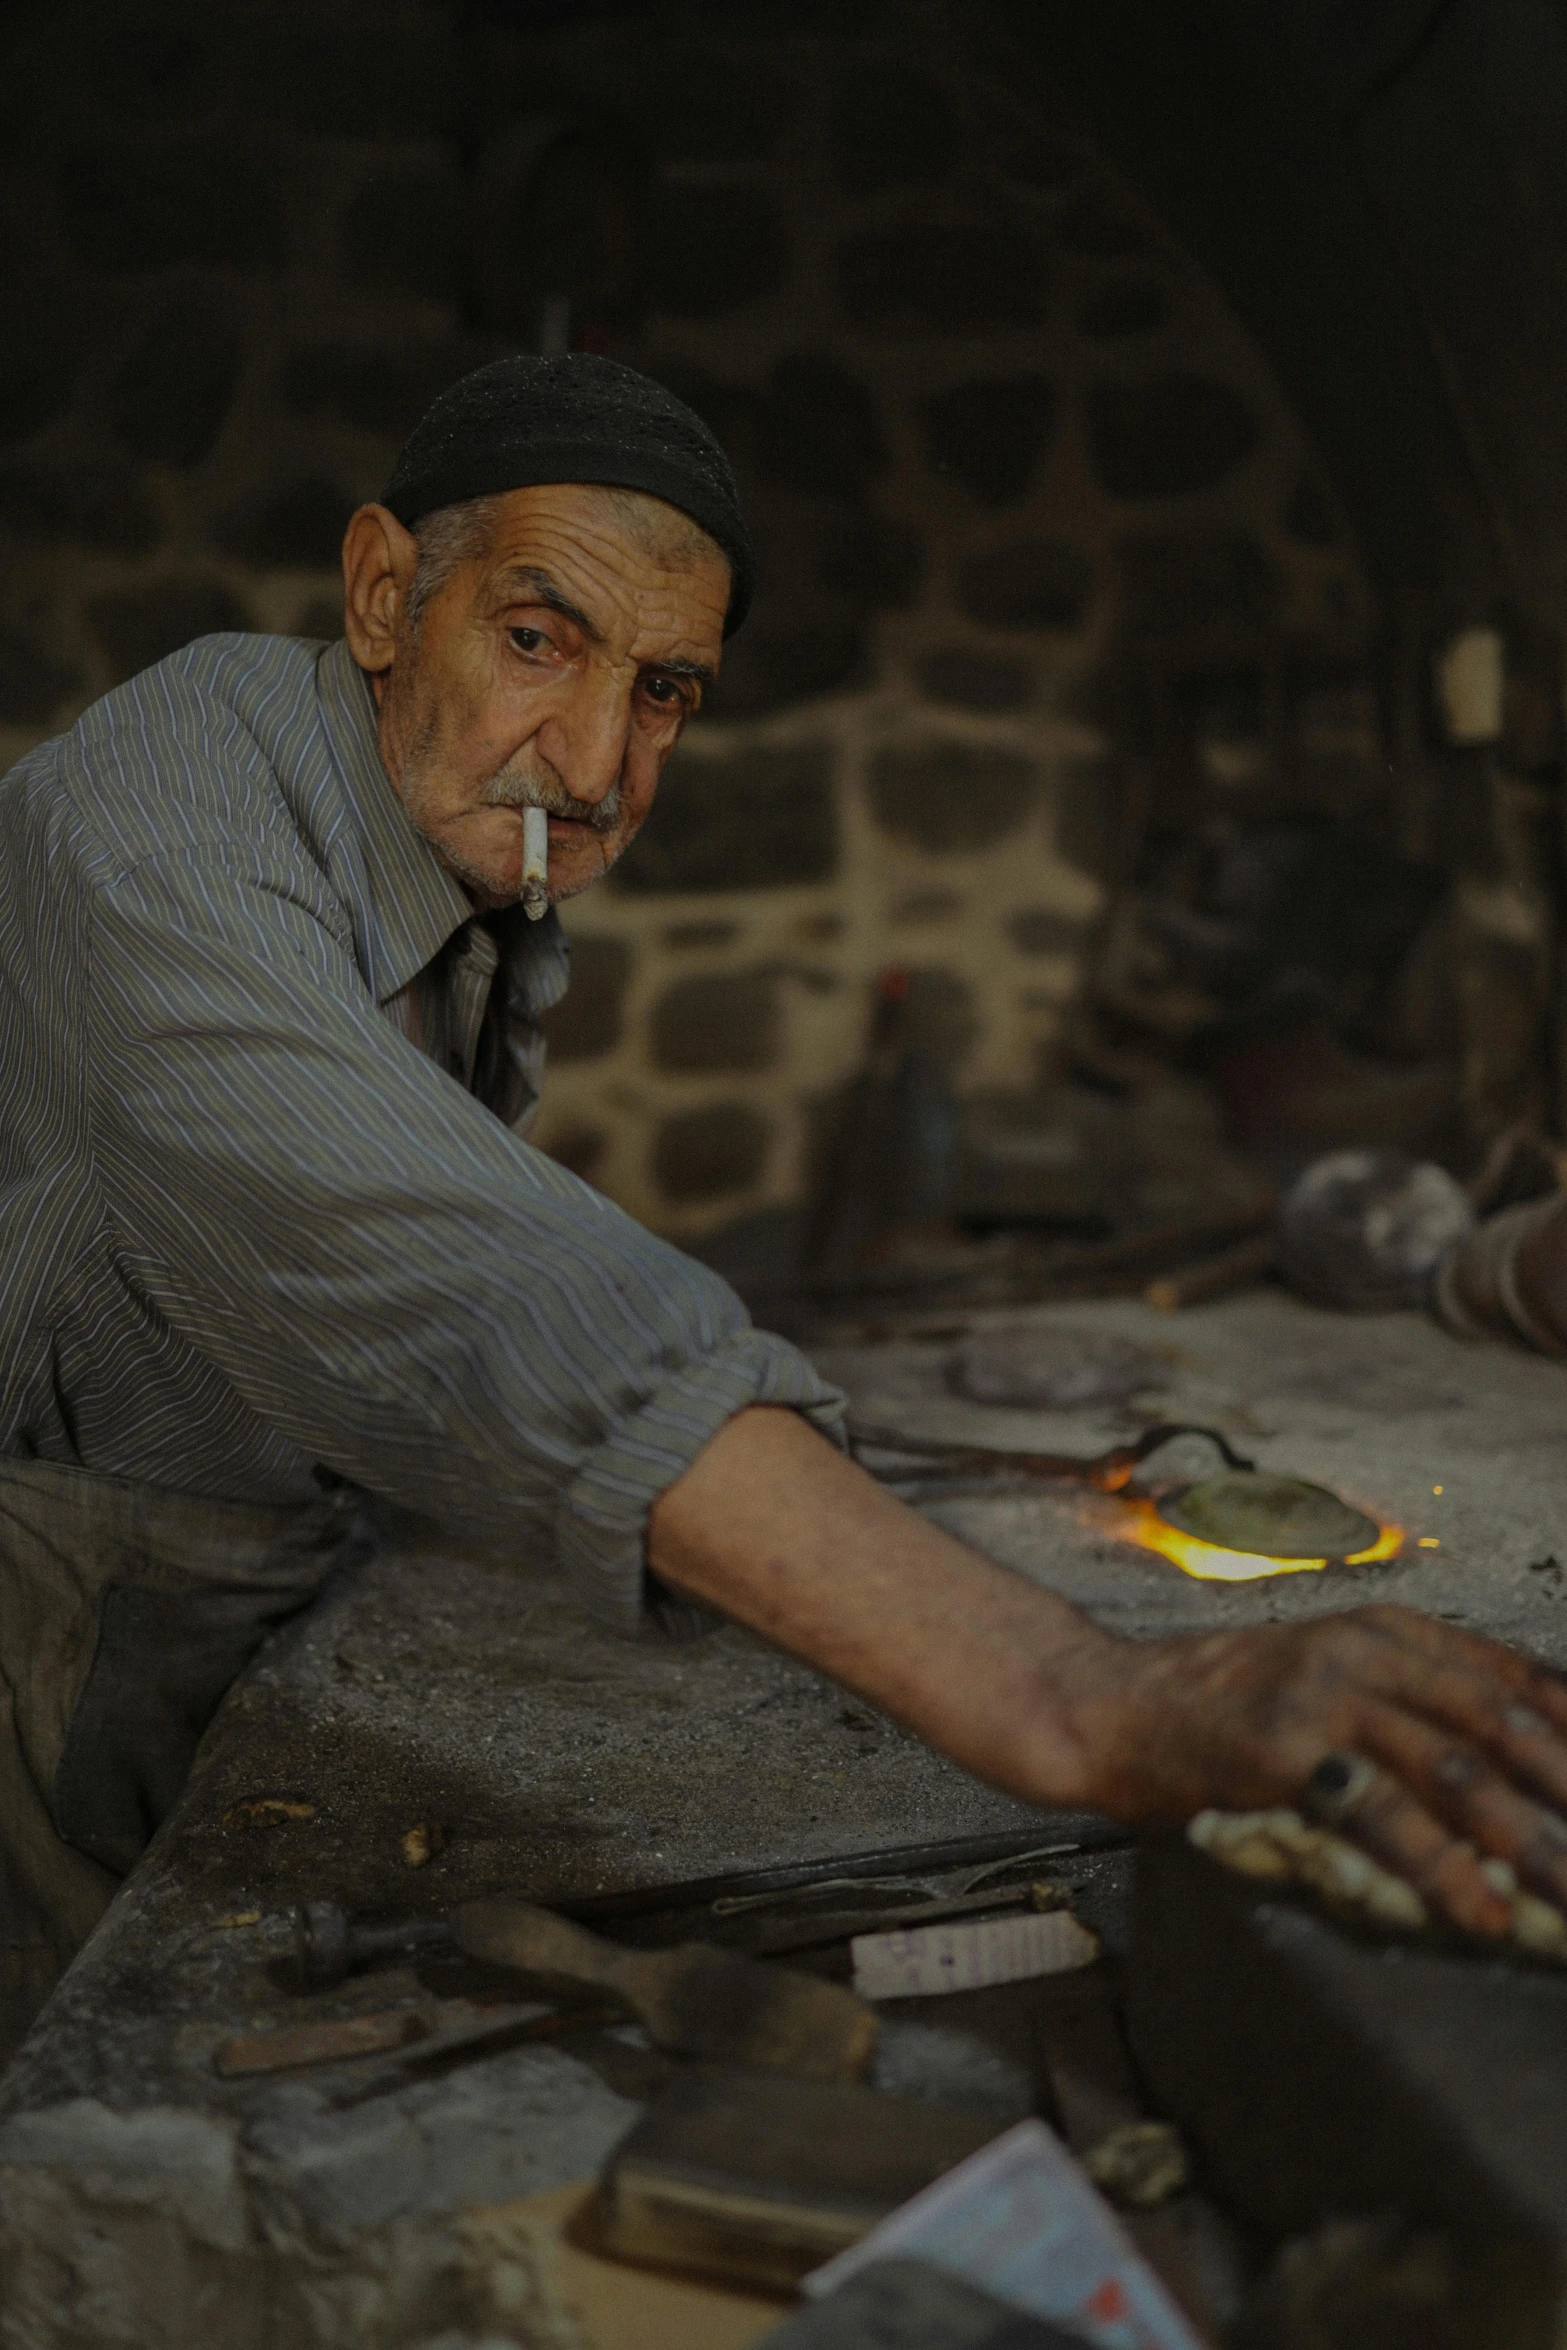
[285,1896,874,2066]
[851,1419,1382,1565]
[596,2065,1002,2293]
[1159,1468,1378,1561]
[453,1897,878,2082]
[274,1897,876,2085]
[294,1897,451,1988]
[290,1827,1100,1989]
[848,1417,1256,1495]
[215,1993,581,2079]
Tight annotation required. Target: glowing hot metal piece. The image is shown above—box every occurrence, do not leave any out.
[843,1415,1405,1585]
[1125,1496,1403,1583]
[1158,1470,1378,1561]
[521,805,549,921]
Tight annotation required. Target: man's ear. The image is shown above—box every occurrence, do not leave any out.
[341,504,419,676]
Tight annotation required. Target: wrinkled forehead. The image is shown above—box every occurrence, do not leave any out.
[474,483,731,654]
[477,482,725,581]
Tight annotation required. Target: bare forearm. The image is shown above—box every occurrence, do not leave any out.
[647,1404,1117,1807]
[647,1403,1567,1944]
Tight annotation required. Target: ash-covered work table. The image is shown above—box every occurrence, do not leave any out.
[5,1291,1567,2348]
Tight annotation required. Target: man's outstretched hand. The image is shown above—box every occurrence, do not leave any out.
[649,1406,1567,1941]
[1070,1605,1567,1938]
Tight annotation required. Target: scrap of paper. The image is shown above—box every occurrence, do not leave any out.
[805,2117,1201,2350]
[850,1907,1099,2000]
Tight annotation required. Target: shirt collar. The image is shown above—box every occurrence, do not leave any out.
[314,637,477,1004]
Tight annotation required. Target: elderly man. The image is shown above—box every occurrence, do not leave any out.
[1,356,1564,2030]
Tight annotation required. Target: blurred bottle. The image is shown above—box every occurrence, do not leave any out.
[802,968,961,1278]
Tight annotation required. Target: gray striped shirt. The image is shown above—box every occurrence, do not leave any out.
[0,633,840,1634]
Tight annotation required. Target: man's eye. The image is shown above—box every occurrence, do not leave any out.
[510,627,551,654]
[642,676,689,709]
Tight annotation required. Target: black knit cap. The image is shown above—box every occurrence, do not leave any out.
[381,353,755,636]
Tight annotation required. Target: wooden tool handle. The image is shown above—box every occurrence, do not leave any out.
[454,1900,641,1999]
[456,1898,878,2081]
[1146,1231,1276,1312]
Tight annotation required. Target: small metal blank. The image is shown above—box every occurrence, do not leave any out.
[1158,1471,1379,1561]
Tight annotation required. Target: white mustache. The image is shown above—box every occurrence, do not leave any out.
[480,761,622,834]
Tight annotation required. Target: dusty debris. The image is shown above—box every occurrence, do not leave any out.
[401,1821,446,1867]
[946,1324,1164,1411]
[1082,2118,1191,2209]
[219,1796,316,1831]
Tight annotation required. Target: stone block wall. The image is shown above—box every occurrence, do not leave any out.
[0,0,1379,1239]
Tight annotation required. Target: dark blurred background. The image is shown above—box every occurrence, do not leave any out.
[4,0,1566,1257]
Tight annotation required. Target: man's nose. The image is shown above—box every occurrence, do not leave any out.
[536,680,631,809]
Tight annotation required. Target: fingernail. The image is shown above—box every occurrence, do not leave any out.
[1434,1751,1482,1790]
[1506,1702,1552,1736]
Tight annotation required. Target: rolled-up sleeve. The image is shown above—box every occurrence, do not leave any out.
[84,843,844,1634]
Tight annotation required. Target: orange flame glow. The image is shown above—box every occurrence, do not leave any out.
[1120,1496,1405,1583]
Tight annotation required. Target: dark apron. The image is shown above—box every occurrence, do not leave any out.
[0,1457,371,2055]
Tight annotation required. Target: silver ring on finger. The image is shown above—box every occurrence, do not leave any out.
[1302,1751,1378,1829]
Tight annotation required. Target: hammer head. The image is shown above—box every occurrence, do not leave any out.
[292,1901,452,1988]
[296,1900,354,1987]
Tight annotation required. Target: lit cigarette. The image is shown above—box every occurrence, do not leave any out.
[521,806,549,921]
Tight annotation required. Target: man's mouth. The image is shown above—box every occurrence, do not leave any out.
[487,791,621,837]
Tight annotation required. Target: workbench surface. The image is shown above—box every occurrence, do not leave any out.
[2,1292,1562,2346]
